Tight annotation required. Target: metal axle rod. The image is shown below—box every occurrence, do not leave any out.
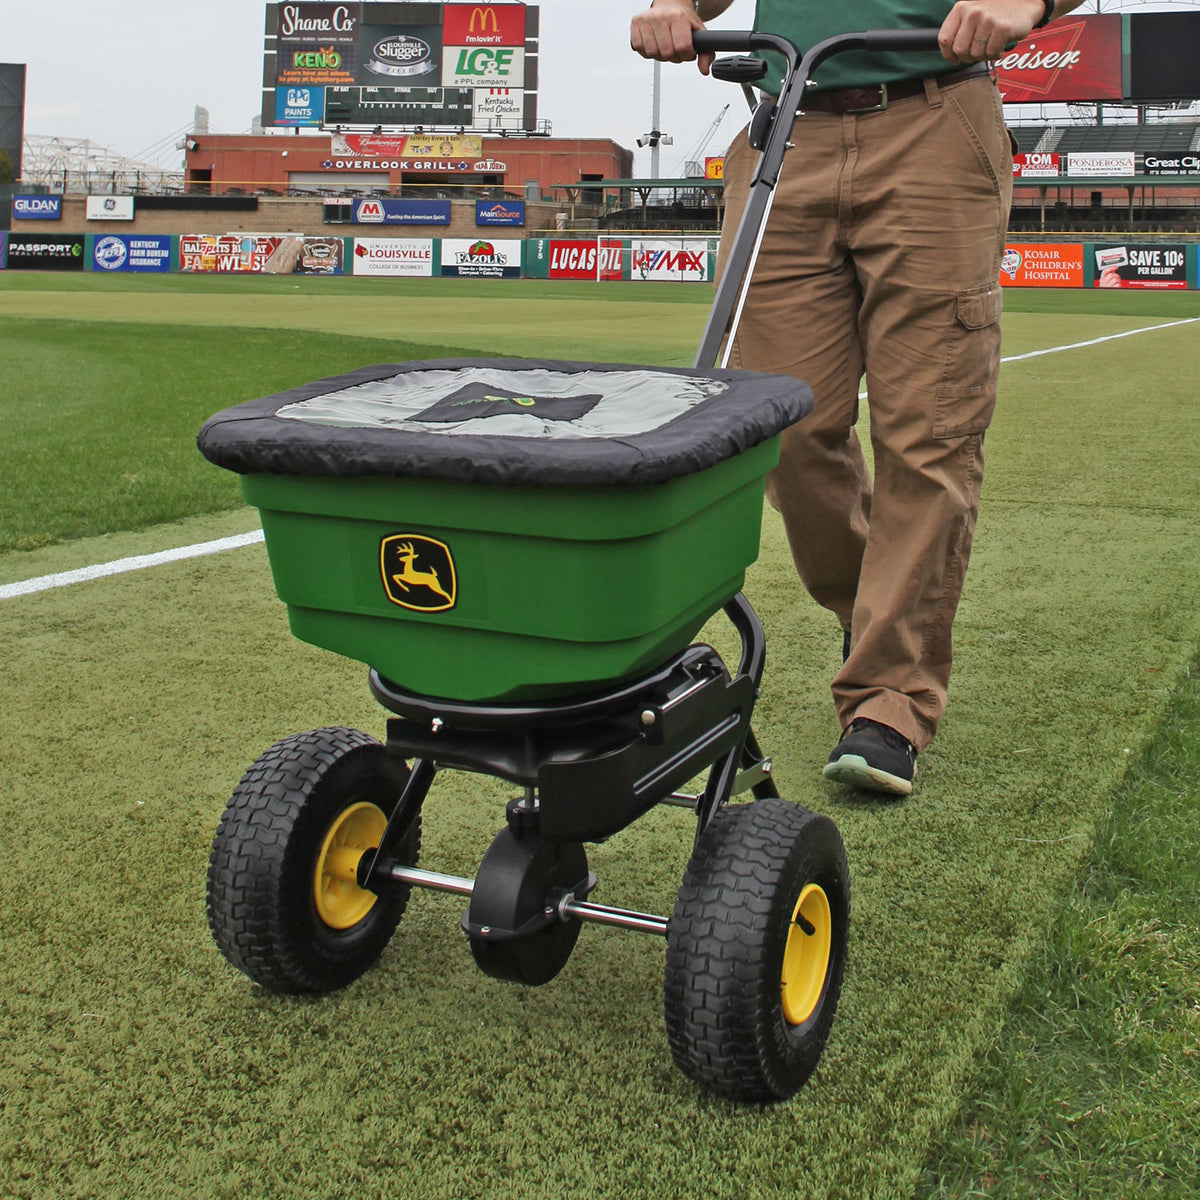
[385,863,670,937]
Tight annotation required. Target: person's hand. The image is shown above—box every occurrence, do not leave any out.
[630,0,715,75]
[938,0,1046,64]
[1098,265,1123,288]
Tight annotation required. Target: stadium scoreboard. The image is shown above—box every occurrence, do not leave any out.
[263,3,539,132]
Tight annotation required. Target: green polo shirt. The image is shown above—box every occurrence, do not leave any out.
[754,0,956,92]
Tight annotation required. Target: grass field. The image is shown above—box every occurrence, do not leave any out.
[1,273,1198,1199]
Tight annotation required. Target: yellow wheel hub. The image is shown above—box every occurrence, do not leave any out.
[780,882,833,1026]
[313,802,387,930]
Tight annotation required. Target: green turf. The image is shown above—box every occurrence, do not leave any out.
[0,279,1198,1198]
[917,663,1200,1199]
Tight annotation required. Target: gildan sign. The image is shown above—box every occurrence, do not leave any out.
[12,194,62,220]
[352,237,434,276]
[996,15,1122,104]
[1094,243,1188,290]
[548,240,622,281]
[93,235,171,273]
[999,243,1084,288]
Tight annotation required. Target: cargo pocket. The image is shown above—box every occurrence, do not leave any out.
[933,282,1003,438]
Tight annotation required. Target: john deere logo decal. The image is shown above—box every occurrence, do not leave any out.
[416,383,602,424]
[380,535,456,612]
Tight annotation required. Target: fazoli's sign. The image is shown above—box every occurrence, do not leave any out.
[995,15,1122,104]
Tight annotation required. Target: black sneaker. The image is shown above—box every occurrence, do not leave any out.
[823,718,916,797]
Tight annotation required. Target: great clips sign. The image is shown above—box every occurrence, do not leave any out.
[996,15,1122,104]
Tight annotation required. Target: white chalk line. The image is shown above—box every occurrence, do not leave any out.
[0,530,265,600]
[3,316,1196,602]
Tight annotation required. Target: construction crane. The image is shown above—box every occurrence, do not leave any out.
[675,103,731,178]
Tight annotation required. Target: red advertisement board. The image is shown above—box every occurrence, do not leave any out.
[996,15,1122,104]
[999,243,1085,288]
[548,239,623,281]
[1013,152,1060,179]
[442,4,525,47]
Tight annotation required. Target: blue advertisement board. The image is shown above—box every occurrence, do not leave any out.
[0,232,6,269]
[92,234,172,273]
[352,198,451,225]
[275,85,324,126]
[12,194,62,220]
[476,200,525,227]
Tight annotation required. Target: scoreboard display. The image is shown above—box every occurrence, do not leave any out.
[263,3,538,132]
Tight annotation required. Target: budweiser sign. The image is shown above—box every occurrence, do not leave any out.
[996,15,1122,105]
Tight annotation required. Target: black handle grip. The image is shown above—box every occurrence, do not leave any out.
[692,30,756,54]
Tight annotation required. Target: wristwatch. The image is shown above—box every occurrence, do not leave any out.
[1034,0,1055,28]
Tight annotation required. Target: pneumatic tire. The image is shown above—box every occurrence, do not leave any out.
[206,727,419,994]
[664,798,850,1103]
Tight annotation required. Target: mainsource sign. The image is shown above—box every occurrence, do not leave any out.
[6,234,85,270]
[1000,243,1085,287]
[93,235,171,273]
[996,15,1122,104]
[475,200,524,227]
[13,194,62,220]
[353,198,452,225]
[351,237,434,276]
[1094,243,1188,289]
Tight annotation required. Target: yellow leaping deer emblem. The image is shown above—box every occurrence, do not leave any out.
[391,541,453,603]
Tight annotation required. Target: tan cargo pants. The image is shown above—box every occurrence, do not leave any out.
[719,73,1013,750]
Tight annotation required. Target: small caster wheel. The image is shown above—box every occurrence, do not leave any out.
[664,797,850,1103]
[206,727,420,993]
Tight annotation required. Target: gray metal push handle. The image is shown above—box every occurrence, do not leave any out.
[692,28,942,370]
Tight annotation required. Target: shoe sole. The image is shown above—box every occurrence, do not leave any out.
[822,754,914,797]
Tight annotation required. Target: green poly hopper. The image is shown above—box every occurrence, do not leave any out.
[198,358,812,701]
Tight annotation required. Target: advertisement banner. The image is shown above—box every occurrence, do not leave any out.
[0,232,7,270]
[443,46,524,88]
[85,196,135,221]
[1067,152,1135,178]
[180,234,343,274]
[547,239,623,281]
[1093,243,1188,289]
[474,87,522,123]
[5,233,85,270]
[351,237,434,276]
[476,200,524,227]
[440,237,520,278]
[630,239,710,283]
[92,235,171,273]
[999,243,1085,287]
[443,5,527,47]
[360,23,443,83]
[1013,152,1060,179]
[704,157,725,181]
[995,15,1122,104]
[275,85,324,125]
[12,194,62,220]
[276,3,360,86]
[1142,154,1200,177]
[352,198,451,225]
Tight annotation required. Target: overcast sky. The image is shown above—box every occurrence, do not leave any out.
[5,0,1187,173]
[5,1,738,175]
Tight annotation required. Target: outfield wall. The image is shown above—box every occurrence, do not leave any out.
[1,231,1198,288]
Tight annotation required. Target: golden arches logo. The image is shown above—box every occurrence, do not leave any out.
[469,7,500,34]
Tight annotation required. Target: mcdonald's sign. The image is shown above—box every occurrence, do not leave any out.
[443,3,526,47]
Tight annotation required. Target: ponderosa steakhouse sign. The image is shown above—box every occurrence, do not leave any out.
[995,15,1122,104]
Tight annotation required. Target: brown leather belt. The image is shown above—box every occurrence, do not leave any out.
[801,62,992,115]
